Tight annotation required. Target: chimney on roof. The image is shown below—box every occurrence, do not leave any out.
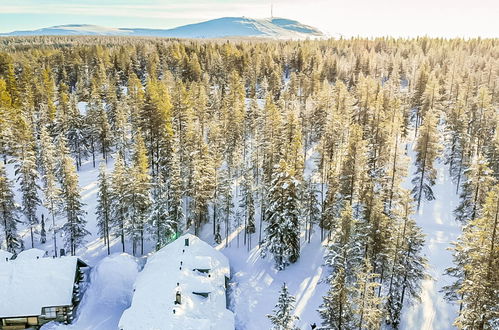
[184,238,189,246]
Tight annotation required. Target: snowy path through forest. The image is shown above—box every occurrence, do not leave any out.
[401,144,461,330]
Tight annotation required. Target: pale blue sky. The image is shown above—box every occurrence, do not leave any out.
[0,0,498,37]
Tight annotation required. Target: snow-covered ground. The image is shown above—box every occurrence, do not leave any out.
[4,135,462,329]
[400,144,461,330]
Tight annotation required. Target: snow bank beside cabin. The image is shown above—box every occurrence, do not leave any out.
[42,253,139,330]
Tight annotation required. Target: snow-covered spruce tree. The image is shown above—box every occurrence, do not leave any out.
[190,140,215,236]
[14,115,40,248]
[353,258,383,330]
[319,267,355,330]
[446,185,499,329]
[319,206,364,329]
[66,94,88,170]
[411,110,440,210]
[113,98,131,162]
[261,159,301,270]
[454,156,496,223]
[0,163,22,254]
[385,192,427,327]
[444,91,470,188]
[240,167,255,248]
[267,283,299,330]
[487,120,499,181]
[338,123,368,206]
[110,153,129,252]
[58,137,88,255]
[96,103,112,163]
[0,79,14,163]
[167,140,184,238]
[214,168,233,247]
[149,172,177,250]
[96,163,111,255]
[140,78,174,178]
[302,178,320,243]
[128,132,152,256]
[39,127,62,256]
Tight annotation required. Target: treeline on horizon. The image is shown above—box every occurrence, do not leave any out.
[0,36,497,329]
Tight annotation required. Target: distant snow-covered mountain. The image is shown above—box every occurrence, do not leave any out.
[0,17,324,39]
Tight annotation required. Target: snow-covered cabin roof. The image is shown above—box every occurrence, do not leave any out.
[0,250,13,262]
[0,256,87,318]
[119,234,234,330]
[15,248,48,260]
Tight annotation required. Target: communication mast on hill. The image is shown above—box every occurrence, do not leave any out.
[271,3,274,19]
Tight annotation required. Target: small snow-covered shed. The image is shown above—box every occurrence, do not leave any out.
[119,234,234,330]
[0,251,89,329]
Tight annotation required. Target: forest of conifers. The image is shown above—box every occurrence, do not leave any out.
[0,36,497,329]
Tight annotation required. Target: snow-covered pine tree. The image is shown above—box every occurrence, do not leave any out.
[319,267,355,330]
[97,104,112,163]
[445,91,470,189]
[149,172,177,250]
[39,127,62,256]
[14,115,40,248]
[447,185,499,329]
[352,258,383,330]
[454,156,496,223]
[113,98,131,162]
[0,163,22,254]
[110,153,129,252]
[338,123,368,206]
[385,192,427,327]
[167,140,184,238]
[96,163,111,255]
[412,110,440,210]
[261,159,301,270]
[240,167,255,249]
[267,283,299,330]
[319,206,364,329]
[66,94,88,170]
[214,167,233,247]
[59,137,88,255]
[140,78,174,177]
[302,178,320,243]
[190,140,215,236]
[128,132,151,255]
[0,79,14,163]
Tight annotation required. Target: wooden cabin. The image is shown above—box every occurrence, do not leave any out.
[119,234,234,330]
[0,251,89,329]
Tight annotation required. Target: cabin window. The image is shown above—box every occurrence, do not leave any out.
[192,292,209,298]
[4,317,28,325]
[27,317,38,326]
[194,268,210,274]
[184,238,189,246]
[175,291,181,304]
[43,307,57,318]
